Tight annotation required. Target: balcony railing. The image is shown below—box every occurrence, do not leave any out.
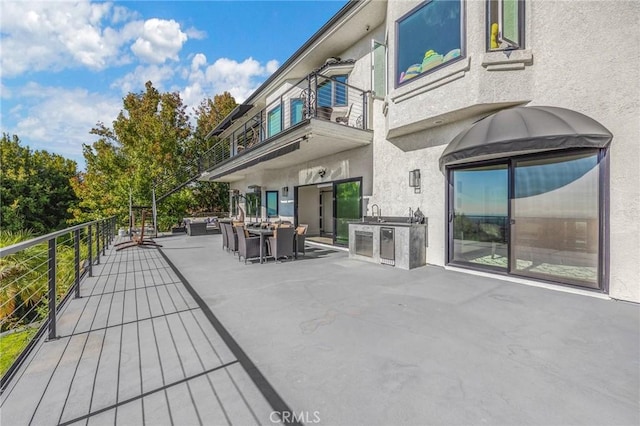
[200,72,369,172]
[0,217,116,391]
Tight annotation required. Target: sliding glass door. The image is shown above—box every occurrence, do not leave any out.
[511,152,600,288]
[451,164,509,269]
[334,179,362,246]
[448,150,603,289]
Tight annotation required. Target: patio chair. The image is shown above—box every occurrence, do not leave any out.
[268,226,296,261]
[335,104,353,125]
[225,223,239,255]
[295,224,308,256]
[221,222,229,250]
[235,225,262,264]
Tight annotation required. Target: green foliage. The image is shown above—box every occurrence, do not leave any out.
[73,83,235,230]
[1,134,79,235]
[73,82,191,227]
[157,189,195,230]
[0,328,37,376]
[0,230,79,331]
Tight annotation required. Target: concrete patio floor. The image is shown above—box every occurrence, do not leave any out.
[1,232,638,425]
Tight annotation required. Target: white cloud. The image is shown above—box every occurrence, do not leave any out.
[186,27,207,40]
[1,82,11,99]
[111,64,177,94]
[1,1,122,75]
[130,19,187,64]
[0,1,194,76]
[4,84,122,168]
[181,55,280,106]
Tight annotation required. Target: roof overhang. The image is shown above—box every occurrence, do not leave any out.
[439,106,613,171]
[209,104,254,137]
[200,120,372,182]
[206,0,387,140]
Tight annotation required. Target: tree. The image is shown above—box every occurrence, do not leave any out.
[1,134,78,234]
[73,85,238,229]
[73,82,192,227]
[187,92,237,214]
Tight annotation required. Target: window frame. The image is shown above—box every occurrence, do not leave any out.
[265,190,279,218]
[290,98,304,126]
[486,0,525,51]
[267,104,282,138]
[317,74,348,107]
[445,147,607,291]
[395,0,466,88]
[372,38,387,99]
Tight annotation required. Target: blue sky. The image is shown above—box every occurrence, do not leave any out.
[1,0,348,169]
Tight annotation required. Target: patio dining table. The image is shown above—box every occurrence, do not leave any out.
[246,228,274,263]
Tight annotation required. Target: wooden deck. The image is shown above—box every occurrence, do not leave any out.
[0,241,287,425]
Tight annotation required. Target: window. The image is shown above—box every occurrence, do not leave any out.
[487,0,524,50]
[290,98,304,126]
[372,39,387,99]
[396,0,463,86]
[267,104,282,137]
[231,194,238,216]
[266,191,279,217]
[246,193,260,217]
[317,75,348,107]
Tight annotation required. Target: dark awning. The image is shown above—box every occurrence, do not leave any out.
[439,106,612,171]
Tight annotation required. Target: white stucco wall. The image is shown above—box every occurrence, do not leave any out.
[229,144,373,223]
[370,0,639,301]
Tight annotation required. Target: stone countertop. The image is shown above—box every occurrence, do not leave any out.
[350,216,426,228]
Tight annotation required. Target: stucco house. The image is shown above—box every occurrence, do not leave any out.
[198,0,639,303]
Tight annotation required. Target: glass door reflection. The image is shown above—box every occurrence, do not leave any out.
[511,152,600,288]
[452,164,509,269]
[334,179,361,246]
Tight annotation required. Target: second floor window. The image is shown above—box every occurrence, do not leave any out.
[267,105,282,137]
[396,0,463,87]
[317,75,348,107]
[290,98,304,126]
[487,0,524,51]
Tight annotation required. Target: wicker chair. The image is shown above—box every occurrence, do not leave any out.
[268,227,296,261]
[235,225,261,264]
[224,223,238,255]
[221,222,229,250]
[295,224,308,256]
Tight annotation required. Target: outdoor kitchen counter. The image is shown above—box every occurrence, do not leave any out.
[348,219,428,270]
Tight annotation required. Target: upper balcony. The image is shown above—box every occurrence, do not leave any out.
[199,70,373,183]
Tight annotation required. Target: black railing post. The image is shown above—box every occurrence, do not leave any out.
[102,220,107,255]
[74,229,80,299]
[96,222,101,265]
[313,73,318,117]
[47,238,57,340]
[280,95,284,132]
[87,224,93,277]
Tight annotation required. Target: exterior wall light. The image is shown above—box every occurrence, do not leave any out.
[409,169,421,193]
[282,186,289,197]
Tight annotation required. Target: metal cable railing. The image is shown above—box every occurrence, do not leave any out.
[200,71,369,175]
[0,217,116,392]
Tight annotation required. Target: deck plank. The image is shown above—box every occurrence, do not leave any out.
[1,240,276,426]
